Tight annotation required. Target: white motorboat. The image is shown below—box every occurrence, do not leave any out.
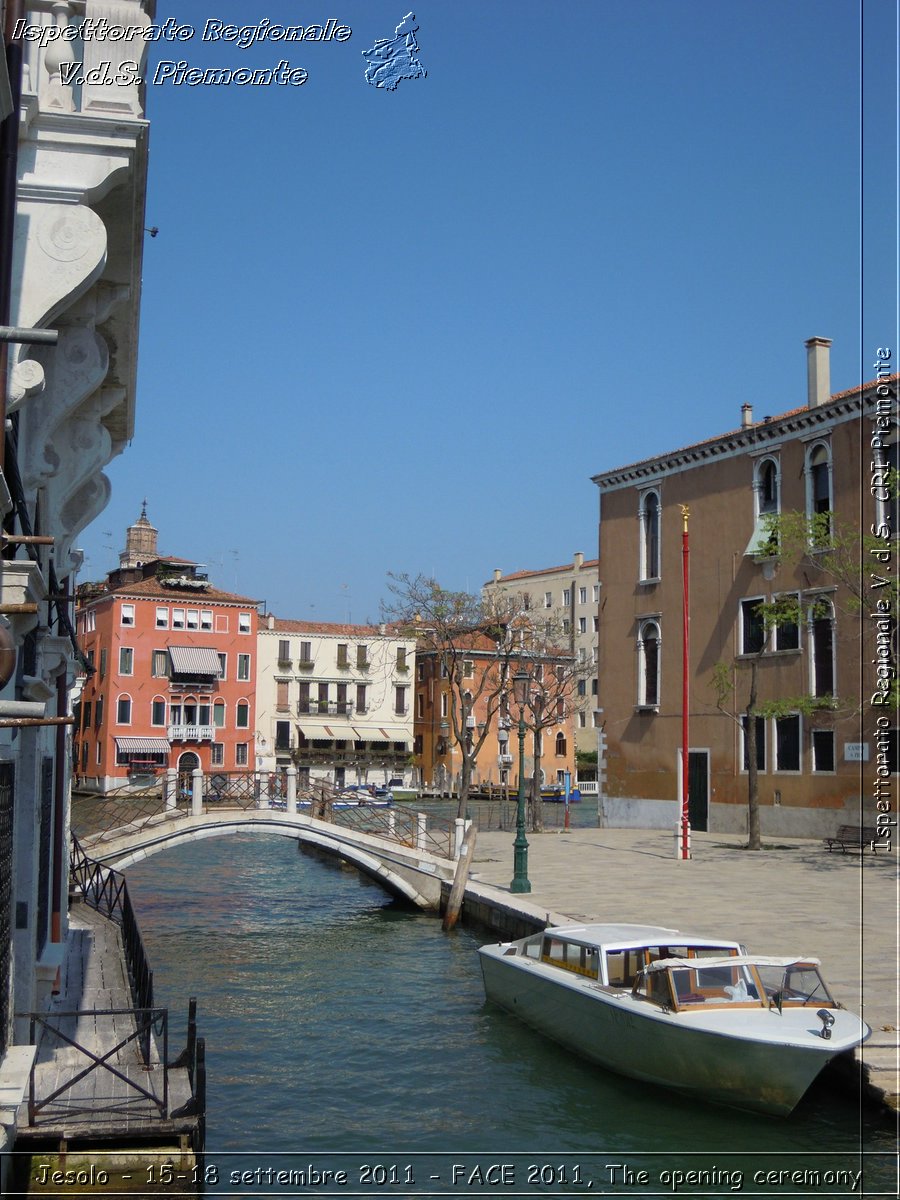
[478,922,869,1116]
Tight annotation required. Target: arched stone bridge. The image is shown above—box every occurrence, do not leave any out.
[72,770,468,910]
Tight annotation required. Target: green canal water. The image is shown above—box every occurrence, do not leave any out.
[125,825,896,1198]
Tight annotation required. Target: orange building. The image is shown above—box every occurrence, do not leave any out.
[413,634,577,794]
[74,509,260,792]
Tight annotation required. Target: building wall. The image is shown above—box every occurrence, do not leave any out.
[413,648,578,794]
[594,364,893,838]
[483,553,600,754]
[75,580,260,790]
[0,1,152,1169]
[255,620,416,788]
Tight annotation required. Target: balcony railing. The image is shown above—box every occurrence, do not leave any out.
[297,702,353,716]
[168,724,215,742]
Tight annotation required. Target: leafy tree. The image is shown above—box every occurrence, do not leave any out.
[712,520,848,850]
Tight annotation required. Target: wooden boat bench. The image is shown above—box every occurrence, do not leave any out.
[822,824,878,854]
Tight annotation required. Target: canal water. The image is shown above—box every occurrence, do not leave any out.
[125,826,895,1198]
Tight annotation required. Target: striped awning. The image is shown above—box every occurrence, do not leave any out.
[168,646,222,675]
[376,726,410,743]
[114,737,171,754]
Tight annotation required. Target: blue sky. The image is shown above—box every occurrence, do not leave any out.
[75,0,899,622]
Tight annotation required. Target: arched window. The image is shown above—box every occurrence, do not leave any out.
[746,456,781,556]
[151,696,167,726]
[637,619,661,707]
[555,731,567,757]
[809,598,835,698]
[236,700,250,729]
[639,490,660,580]
[213,699,226,729]
[758,458,779,515]
[806,442,832,539]
[116,694,132,724]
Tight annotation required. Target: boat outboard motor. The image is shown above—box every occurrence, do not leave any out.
[816,1009,835,1040]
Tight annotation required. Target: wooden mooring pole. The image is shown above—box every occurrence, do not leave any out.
[442,824,477,932]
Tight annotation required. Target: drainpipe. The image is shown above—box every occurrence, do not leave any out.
[1,2,25,476]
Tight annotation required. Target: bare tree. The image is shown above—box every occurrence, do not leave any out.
[382,574,523,818]
[509,634,581,833]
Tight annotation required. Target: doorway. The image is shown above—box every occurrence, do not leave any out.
[688,750,709,832]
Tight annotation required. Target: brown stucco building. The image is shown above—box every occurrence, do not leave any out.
[592,338,898,840]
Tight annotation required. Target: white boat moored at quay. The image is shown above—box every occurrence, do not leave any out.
[478,922,870,1116]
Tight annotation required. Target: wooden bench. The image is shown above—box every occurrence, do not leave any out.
[823,824,879,854]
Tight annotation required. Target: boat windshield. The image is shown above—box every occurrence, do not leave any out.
[755,962,835,1009]
[668,962,764,1008]
[634,960,765,1010]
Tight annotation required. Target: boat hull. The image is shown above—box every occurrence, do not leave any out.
[479,947,865,1116]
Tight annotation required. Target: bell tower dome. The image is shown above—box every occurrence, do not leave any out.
[119,500,159,569]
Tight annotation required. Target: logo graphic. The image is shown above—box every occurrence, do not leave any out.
[362,12,426,91]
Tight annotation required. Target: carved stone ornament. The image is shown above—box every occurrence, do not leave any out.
[14,202,107,330]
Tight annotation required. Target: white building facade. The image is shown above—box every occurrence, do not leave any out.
[256,619,417,791]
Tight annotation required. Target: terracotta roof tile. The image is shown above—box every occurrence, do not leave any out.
[99,577,260,605]
[264,618,409,637]
[487,559,599,585]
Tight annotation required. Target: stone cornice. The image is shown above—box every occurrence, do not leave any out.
[592,394,867,492]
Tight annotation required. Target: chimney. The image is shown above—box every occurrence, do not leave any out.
[493,568,502,583]
[267,614,274,630]
[741,403,753,428]
[574,552,584,569]
[805,337,832,408]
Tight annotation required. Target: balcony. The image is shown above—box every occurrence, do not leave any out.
[169,678,217,693]
[168,724,215,742]
[297,701,354,716]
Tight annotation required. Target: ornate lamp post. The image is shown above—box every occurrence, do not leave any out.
[510,668,531,893]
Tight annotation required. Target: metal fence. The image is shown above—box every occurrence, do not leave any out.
[73,773,460,860]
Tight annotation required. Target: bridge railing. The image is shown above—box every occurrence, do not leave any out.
[73,771,459,860]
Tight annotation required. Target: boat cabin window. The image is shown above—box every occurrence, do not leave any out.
[755,963,834,1008]
[606,949,645,987]
[541,937,600,979]
[632,968,675,1008]
[665,964,763,1009]
[606,945,696,987]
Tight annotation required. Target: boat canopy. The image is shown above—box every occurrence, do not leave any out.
[643,955,821,973]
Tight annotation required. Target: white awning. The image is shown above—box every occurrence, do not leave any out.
[169,646,222,675]
[376,726,411,742]
[114,737,171,754]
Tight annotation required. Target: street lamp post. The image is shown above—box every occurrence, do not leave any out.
[510,668,531,893]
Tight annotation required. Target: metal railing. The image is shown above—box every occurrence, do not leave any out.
[58,837,206,1145]
[22,1006,169,1122]
[72,773,458,860]
[70,834,154,1012]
